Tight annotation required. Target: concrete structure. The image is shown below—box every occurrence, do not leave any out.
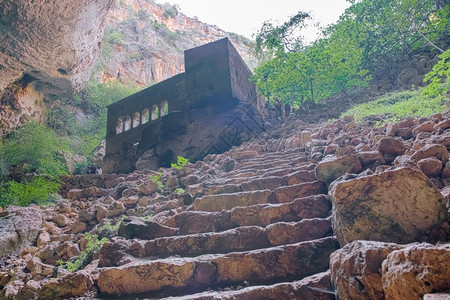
[103,38,264,173]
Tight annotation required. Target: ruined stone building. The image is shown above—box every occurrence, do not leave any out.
[103,38,265,173]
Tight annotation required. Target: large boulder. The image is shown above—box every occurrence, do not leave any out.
[37,271,94,299]
[382,243,450,300]
[330,240,406,300]
[330,167,447,245]
[0,206,42,257]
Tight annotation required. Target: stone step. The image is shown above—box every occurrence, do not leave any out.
[99,218,332,265]
[204,171,317,196]
[194,181,326,212]
[193,190,274,212]
[234,154,308,170]
[209,165,316,187]
[97,237,339,297]
[171,194,331,235]
[160,271,334,300]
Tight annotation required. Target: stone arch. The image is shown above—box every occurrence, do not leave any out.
[142,108,149,124]
[124,116,131,131]
[160,101,169,117]
[151,105,159,120]
[132,112,140,128]
[116,117,124,134]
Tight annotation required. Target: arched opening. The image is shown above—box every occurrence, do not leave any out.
[124,116,131,131]
[132,112,140,128]
[142,108,149,124]
[151,105,159,120]
[160,101,169,117]
[116,118,124,134]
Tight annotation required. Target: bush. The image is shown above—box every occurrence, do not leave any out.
[163,4,178,19]
[341,89,446,125]
[0,177,60,208]
[72,79,142,157]
[422,49,450,98]
[46,105,76,136]
[0,122,69,176]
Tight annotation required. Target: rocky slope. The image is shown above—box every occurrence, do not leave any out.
[1,110,449,299]
[95,0,257,86]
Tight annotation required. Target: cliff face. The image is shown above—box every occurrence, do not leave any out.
[0,0,257,135]
[0,0,114,134]
[96,0,257,85]
[0,0,114,93]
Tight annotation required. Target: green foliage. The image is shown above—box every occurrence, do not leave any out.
[46,105,76,136]
[341,0,447,73]
[0,159,9,182]
[102,28,125,60]
[174,187,185,194]
[423,49,450,98]
[252,0,447,107]
[252,20,370,106]
[73,79,141,157]
[171,156,188,170]
[60,233,108,272]
[98,221,121,235]
[141,213,154,221]
[0,122,68,176]
[163,4,179,19]
[0,177,60,208]
[73,161,89,175]
[341,89,446,125]
[149,172,164,192]
[255,11,312,56]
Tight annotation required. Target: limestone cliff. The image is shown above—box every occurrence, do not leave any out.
[96,0,257,85]
[0,0,114,134]
[0,0,257,135]
[0,0,114,93]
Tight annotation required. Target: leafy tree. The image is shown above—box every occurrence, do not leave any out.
[422,49,450,97]
[344,0,448,73]
[254,11,312,56]
[46,105,76,136]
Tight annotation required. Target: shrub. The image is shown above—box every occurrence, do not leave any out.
[0,122,69,176]
[59,233,108,272]
[171,156,188,170]
[46,105,76,136]
[422,49,450,98]
[163,4,179,19]
[0,177,60,208]
[341,89,446,125]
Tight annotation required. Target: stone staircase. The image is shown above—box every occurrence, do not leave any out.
[96,147,339,299]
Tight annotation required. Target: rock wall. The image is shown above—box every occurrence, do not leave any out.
[97,0,258,86]
[0,0,114,94]
[0,0,114,134]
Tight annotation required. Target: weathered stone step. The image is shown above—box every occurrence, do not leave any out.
[194,181,326,212]
[100,218,332,265]
[208,164,316,187]
[97,237,338,296]
[170,194,331,234]
[193,190,274,212]
[204,170,317,196]
[234,153,308,170]
[160,271,334,300]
